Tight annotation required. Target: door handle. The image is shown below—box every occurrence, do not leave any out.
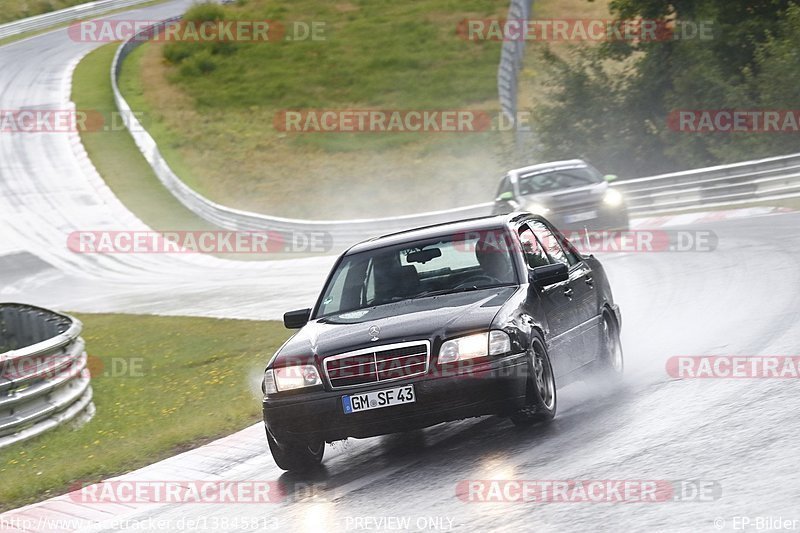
[563,287,574,298]
[585,276,594,286]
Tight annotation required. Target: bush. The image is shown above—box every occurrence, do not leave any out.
[533,0,800,176]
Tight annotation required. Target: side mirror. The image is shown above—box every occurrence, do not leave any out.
[529,263,569,288]
[283,308,311,329]
[603,174,618,183]
[496,191,515,202]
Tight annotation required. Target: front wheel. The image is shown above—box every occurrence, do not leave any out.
[511,336,557,426]
[266,429,324,471]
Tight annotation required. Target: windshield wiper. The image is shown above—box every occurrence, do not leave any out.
[416,284,512,299]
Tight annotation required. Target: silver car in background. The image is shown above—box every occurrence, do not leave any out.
[493,160,629,232]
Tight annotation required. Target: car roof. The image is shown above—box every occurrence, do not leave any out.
[506,159,588,181]
[346,213,533,254]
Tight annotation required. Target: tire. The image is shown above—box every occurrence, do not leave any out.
[511,335,557,426]
[598,311,624,380]
[266,429,324,472]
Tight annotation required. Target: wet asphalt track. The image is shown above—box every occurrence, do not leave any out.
[0,0,334,320]
[1,1,800,531]
[50,212,797,533]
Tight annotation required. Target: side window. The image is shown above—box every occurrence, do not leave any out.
[529,221,579,267]
[518,226,550,269]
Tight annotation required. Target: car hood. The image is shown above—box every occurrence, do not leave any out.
[271,286,518,367]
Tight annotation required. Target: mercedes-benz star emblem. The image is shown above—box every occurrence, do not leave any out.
[368,325,380,341]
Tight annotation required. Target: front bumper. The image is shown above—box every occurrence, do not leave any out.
[263,352,528,443]
[548,206,630,233]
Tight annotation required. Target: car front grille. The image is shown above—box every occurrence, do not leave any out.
[324,341,430,389]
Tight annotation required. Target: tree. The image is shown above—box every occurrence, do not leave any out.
[533,0,800,176]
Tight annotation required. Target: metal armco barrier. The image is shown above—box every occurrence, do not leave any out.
[0,304,93,449]
[111,18,800,248]
[612,152,800,215]
[0,0,155,41]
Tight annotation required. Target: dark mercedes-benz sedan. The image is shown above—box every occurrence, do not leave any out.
[492,160,629,232]
[262,213,623,470]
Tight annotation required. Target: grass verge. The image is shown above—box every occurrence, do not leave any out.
[120,0,513,219]
[0,313,288,512]
[117,0,619,220]
[73,43,214,231]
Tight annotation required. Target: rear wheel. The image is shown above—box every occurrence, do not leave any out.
[599,312,624,379]
[266,429,324,471]
[511,336,557,426]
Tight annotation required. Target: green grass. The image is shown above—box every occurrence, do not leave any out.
[73,43,215,231]
[118,0,516,219]
[115,0,622,219]
[0,313,289,512]
[165,1,502,110]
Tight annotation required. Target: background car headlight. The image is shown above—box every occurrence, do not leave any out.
[439,331,511,363]
[526,202,551,215]
[267,365,322,392]
[603,188,624,207]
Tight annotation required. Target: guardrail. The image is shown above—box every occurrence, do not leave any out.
[612,152,800,215]
[0,0,155,41]
[0,304,93,449]
[111,17,800,246]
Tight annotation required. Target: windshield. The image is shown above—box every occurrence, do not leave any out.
[315,229,519,318]
[518,166,603,195]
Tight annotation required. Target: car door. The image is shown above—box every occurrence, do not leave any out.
[517,224,580,377]
[528,221,599,368]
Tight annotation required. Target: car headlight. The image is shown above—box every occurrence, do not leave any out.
[603,188,624,207]
[526,202,550,215]
[264,365,321,393]
[263,369,277,395]
[439,331,511,363]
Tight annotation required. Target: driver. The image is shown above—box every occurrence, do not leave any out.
[475,236,515,282]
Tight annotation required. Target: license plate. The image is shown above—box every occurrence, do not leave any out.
[342,385,415,414]
[564,210,597,224]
